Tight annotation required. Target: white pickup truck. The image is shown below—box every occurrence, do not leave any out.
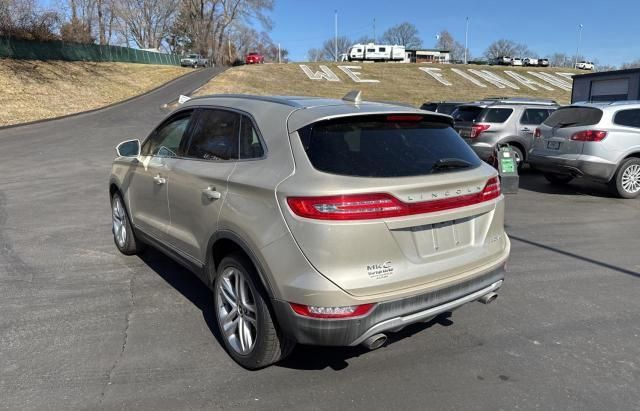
[180,54,209,68]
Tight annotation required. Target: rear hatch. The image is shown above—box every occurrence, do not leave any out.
[534,106,604,155]
[454,106,514,143]
[452,105,485,138]
[279,113,508,297]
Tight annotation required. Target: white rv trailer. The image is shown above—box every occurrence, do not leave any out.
[347,43,406,62]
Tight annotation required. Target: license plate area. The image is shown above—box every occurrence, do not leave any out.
[547,141,561,150]
[459,129,471,138]
[411,217,473,257]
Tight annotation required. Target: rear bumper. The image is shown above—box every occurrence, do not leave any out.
[528,153,616,182]
[272,265,505,346]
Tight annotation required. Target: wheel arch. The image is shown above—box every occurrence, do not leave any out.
[207,231,276,298]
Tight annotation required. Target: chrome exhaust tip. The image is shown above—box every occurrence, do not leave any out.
[478,292,498,304]
[361,333,387,350]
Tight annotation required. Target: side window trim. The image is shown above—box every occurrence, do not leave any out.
[181,106,268,163]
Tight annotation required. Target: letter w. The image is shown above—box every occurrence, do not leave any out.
[299,65,341,81]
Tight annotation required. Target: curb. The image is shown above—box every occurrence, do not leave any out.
[0,67,223,131]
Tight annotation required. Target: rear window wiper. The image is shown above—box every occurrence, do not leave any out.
[431,158,473,173]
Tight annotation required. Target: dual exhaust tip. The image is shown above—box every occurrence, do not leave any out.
[360,291,499,350]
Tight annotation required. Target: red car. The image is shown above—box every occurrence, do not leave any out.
[245,52,264,64]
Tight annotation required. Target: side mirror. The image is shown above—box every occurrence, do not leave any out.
[116,139,140,157]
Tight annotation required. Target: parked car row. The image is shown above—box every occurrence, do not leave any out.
[420,97,640,198]
[490,56,549,67]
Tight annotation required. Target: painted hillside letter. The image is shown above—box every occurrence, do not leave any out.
[468,70,520,89]
[299,65,341,81]
[419,67,452,86]
[338,66,380,83]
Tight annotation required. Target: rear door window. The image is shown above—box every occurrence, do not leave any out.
[480,108,513,123]
[297,115,481,177]
[520,108,553,125]
[452,106,483,122]
[544,107,603,127]
[613,109,640,128]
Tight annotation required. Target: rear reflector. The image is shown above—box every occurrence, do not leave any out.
[289,303,375,319]
[287,177,501,220]
[534,128,541,138]
[570,130,607,141]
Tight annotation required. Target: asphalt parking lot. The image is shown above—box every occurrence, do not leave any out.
[1,70,639,409]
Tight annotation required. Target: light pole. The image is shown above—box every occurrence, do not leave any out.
[574,24,584,68]
[334,10,338,62]
[464,16,470,64]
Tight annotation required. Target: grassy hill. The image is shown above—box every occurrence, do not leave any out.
[0,60,190,126]
[196,63,583,106]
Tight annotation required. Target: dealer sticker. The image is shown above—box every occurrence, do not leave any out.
[367,261,394,280]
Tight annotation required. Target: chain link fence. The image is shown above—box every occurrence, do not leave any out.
[0,36,181,65]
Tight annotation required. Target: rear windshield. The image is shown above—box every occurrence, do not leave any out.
[298,115,481,177]
[452,106,483,122]
[480,108,513,123]
[437,103,460,115]
[544,107,603,127]
[420,103,438,112]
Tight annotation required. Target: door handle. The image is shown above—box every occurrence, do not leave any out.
[153,174,166,185]
[202,187,222,200]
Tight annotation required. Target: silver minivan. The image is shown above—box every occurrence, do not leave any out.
[529,101,640,198]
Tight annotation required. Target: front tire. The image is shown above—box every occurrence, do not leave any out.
[609,158,640,199]
[111,192,142,255]
[213,254,294,369]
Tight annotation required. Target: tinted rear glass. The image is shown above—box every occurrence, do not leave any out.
[452,106,483,122]
[614,109,640,128]
[544,107,603,127]
[420,103,438,111]
[437,103,459,115]
[298,115,481,177]
[480,108,513,123]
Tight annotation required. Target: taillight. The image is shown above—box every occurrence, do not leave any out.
[289,303,375,319]
[287,177,502,220]
[570,130,608,141]
[386,115,424,122]
[534,128,541,138]
[470,123,490,138]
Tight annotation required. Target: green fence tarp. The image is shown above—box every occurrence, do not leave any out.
[0,36,180,65]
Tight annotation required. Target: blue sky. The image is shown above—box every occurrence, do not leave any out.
[268,0,640,66]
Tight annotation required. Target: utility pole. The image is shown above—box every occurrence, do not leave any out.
[334,10,338,62]
[278,43,281,63]
[575,24,584,68]
[373,18,376,42]
[464,16,469,64]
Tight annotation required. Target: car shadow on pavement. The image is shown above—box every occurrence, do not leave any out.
[137,249,226,349]
[277,313,454,371]
[517,169,615,198]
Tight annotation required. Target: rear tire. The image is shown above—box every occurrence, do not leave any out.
[609,158,640,199]
[544,173,574,185]
[213,253,295,369]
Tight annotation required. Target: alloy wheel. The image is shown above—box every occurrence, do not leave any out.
[112,196,127,248]
[621,164,640,194]
[217,267,258,355]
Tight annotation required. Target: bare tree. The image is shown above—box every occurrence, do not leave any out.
[320,35,350,61]
[116,0,178,49]
[435,30,466,61]
[549,52,582,68]
[381,22,421,48]
[621,59,640,69]
[596,64,618,72]
[306,47,323,62]
[484,39,518,59]
[0,0,61,40]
